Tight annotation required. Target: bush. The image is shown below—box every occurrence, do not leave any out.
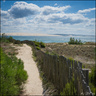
[7,36,15,43]
[14,40,21,44]
[89,67,96,95]
[68,37,83,45]
[36,46,41,50]
[0,33,9,43]
[0,47,28,95]
[33,40,40,47]
[60,77,77,96]
[33,40,45,48]
[40,42,45,48]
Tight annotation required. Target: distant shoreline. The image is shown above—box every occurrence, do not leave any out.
[1,33,60,37]
[1,33,94,37]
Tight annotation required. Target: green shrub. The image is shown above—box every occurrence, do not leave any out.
[89,67,96,95]
[36,46,41,50]
[33,40,40,47]
[68,37,83,45]
[33,40,45,48]
[7,36,15,43]
[0,33,9,43]
[60,77,77,96]
[0,47,28,96]
[40,42,45,48]
[14,40,21,44]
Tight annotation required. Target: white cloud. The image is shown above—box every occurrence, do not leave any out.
[1,10,10,19]
[54,3,57,6]
[85,18,96,27]
[1,1,95,35]
[78,8,96,13]
[33,13,88,25]
[40,5,71,15]
[8,1,40,18]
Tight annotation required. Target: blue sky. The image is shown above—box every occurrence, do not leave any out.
[1,1,96,35]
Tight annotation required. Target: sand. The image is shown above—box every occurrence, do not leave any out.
[1,32,59,36]
[16,44,43,95]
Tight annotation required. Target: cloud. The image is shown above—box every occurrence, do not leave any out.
[7,1,70,18]
[8,1,40,18]
[1,1,95,35]
[54,3,57,6]
[34,13,88,25]
[78,8,96,13]
[1,10,10,19]
[41,5,71,15]
[85,18,95,27]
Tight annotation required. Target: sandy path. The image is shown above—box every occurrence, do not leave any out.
[16,44,43,95]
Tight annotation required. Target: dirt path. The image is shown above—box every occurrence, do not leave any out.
[16,44,43,95]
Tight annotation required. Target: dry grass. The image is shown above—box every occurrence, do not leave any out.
[0,42,22,57]
[41,42,95,69]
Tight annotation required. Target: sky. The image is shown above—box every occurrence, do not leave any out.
[1,0,96,35]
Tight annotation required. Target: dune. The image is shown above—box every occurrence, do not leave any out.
[2,33,59,36]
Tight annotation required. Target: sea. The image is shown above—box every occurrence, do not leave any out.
[11,34,95,43]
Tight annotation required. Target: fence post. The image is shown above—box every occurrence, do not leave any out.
[82,69,89,85]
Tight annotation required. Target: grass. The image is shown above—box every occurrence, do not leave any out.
[42,42,95,69]
[60,76,77,96]
[0,47,28,96]
[89,67,96,95]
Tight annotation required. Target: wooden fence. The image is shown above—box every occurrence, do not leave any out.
[35,49,93,96]
[23,41,93,96]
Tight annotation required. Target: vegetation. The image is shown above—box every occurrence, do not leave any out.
[0,33,22,44]
[32,47,58,95]
[40,41,46,48]
[68,37,83,44]
[0,47,28,95]
[0,33,9,43]
[33,40,45,49]
[36,46,41,50]
[60,77,77,96]
[89,67,96,95]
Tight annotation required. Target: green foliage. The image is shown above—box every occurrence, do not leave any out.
[0,33,9,43]
[7,36,14,42]
[45,50,50,54]
[68,37,83,45]
[60,77,77,96]
[89,67,96,95]
[0,47,28,96]
[68,57,74,63]
[0,33,22,44]
[40,42,45,48]
[89,67,96,86]
[14,40,21,44]
[68,57,74,67]
[33,40,40,47]
[33,40,45,48]
[36,46,41,50]
[45,50,59,57]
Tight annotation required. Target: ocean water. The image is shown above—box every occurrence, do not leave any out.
[12,35,95,43]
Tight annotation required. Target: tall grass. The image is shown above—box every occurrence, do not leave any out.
[89,67,96,95]
[0,47,28,95]
[60,77,77,95]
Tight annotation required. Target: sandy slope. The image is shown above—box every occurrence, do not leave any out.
[16,44,43,95]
